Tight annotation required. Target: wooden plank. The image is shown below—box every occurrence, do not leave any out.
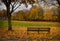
[27,27,50,34]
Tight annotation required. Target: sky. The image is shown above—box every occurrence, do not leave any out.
[14,4,32,12]
[0,3,32,10]
[0,0,59,12]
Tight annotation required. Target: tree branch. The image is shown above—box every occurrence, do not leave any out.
[10,2,21,14]
[13,4,21,12]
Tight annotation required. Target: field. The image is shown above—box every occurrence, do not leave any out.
[1,20,60,27]
[0,20,60,41]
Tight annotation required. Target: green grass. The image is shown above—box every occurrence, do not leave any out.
[0,20,60,28]
[0,20,4,28]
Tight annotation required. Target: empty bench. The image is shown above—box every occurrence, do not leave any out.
[27,27,50,34]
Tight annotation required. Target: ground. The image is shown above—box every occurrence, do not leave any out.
[0,21,60,41]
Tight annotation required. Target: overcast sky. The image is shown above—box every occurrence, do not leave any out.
[0,3,32,10]
[0,0,59,12]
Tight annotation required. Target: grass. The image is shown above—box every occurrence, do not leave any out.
[0,20,60,28]
[0,20,4,28]
[0,20,60,41]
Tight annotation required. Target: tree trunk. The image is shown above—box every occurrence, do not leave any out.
[7,4,12,30]
[56,0,60,22]
[8,13,12,30]
[56,0,60,5]
[58,8,60,22]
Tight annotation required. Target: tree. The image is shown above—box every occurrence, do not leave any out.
[0,10,7,20]
[1,0,36,30]
[56,0,60,22]
[56,0,60,5]
[28,7,43,21]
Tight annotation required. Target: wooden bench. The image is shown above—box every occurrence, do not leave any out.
[27,27,50,34]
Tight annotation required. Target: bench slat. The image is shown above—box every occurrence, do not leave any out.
[27,27,50,34]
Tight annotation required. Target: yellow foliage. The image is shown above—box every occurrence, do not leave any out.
[28,7,42,19]
[12,11,25,20]
[56,8,60,11]
[43,9,53,20]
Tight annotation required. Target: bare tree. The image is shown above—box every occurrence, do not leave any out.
[1,0,36,30]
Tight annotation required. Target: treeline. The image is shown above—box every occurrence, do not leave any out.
[12,7,59,22]
[0,10,7,20]
[0,7,60,22]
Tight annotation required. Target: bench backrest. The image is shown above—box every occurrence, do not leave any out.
[27,27,50,34]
